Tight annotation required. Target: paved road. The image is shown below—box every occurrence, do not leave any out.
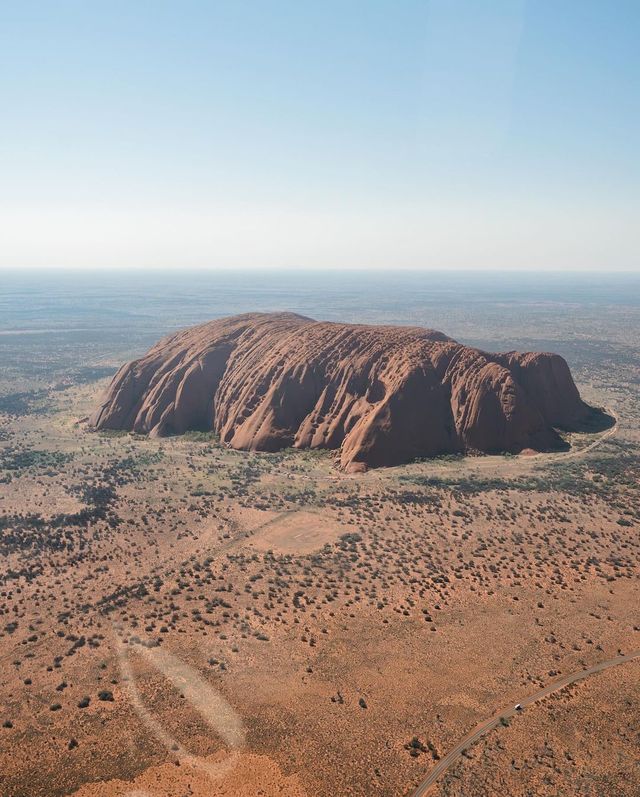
[410,649,640,796]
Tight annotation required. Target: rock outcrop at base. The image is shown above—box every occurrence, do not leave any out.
[91,312,598,470]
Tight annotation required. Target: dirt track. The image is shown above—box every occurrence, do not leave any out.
[410,648,639,796]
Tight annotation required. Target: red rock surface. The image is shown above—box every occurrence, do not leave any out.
[91,312,593,470]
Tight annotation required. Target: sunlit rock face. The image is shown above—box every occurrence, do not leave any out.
[91,312,594,471]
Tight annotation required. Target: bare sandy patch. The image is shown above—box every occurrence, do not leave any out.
[247,509,344,554]
[69,750,308,797]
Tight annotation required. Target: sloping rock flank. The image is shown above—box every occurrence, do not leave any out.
[91,312,595,470]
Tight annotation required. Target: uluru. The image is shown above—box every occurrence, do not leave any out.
[90,312,602,471]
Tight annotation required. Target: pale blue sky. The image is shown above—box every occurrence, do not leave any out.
[1,0,638,270]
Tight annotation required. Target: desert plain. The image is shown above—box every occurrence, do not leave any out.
[1,274,638,797]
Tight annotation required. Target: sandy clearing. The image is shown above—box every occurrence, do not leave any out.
[247,509,345,554]
[69,750,308,797]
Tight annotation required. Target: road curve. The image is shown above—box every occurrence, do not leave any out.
[410,649,640,797]
[549,406,618,462]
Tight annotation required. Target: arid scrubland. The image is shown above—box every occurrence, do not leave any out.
[1,302,638,797]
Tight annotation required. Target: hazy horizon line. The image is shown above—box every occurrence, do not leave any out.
[2,265,640,276]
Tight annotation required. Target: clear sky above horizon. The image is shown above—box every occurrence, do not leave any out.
[1,0,638,271]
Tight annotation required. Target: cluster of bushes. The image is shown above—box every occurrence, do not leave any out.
[0,389,51,417]
[0,446,73,473]
[0,462,127,559]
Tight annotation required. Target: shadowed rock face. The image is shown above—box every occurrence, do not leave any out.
[91,312,596,471]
